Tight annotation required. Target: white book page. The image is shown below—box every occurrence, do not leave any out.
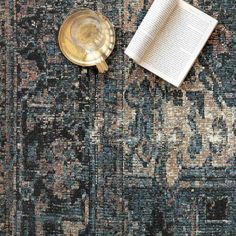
[125,0,178,63]
[140,0,218,87]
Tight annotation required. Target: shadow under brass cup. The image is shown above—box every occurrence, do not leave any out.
[58,9,115,73]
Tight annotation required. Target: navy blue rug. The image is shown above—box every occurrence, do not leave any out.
[0,0,235,235]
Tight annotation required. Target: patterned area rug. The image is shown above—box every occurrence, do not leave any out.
[1,0,236,235]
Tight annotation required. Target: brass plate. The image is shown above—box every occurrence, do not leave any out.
[58,11,115,67]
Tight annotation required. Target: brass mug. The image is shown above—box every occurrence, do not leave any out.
[58,9,115,73]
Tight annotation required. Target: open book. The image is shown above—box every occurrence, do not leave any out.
[125,0,218,87]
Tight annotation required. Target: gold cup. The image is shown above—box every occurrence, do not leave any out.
[58,9,115,73]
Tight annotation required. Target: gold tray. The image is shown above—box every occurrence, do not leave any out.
[58,10,115,68]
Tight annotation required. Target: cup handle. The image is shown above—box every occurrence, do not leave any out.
[96,60,108,73]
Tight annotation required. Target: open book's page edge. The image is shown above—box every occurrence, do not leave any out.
[125,48,180,86]
[178,20,218,87]
[124,49,141,64]
[179,0,218,24]
[125,48,181,86]
[176,0,218,87]
[140,61,182,87]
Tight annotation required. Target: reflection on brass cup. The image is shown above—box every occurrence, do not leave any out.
[58,9,115,73]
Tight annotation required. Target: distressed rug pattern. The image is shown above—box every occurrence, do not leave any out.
[0,0,236,235]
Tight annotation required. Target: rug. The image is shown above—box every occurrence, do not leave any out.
[0,0,235,235]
